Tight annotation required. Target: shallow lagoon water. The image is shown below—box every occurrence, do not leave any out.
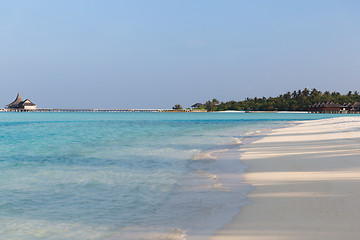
[0,112,336,239]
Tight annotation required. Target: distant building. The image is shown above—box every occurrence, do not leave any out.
[6,93,37,110]
[191,103,203,109]
[348,102,360,112]
[308,102,360,114]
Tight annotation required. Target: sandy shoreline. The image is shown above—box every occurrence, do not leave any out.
[209,116,360,240]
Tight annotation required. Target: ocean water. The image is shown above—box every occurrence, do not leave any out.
[0,112,336,240]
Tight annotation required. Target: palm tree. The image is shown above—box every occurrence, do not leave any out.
[173,104,183,110]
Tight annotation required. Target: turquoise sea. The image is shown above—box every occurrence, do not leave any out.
[0,112,337,240]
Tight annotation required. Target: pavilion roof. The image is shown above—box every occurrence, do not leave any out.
[6,93,23,108]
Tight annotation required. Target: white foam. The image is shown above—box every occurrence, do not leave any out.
[0,218,112,240]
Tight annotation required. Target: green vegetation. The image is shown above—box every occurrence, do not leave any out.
[197,89,360,112]
[172,104,183,110]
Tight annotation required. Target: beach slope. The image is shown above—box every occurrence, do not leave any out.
[211,117,360,240]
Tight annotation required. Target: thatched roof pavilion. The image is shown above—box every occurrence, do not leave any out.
[6,93,37,110]
[7,93,23,108]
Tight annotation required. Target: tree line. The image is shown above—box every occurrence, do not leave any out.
[197,88,360,111]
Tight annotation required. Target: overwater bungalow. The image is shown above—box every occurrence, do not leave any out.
[308,102,360,114]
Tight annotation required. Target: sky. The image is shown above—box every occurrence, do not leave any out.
[1,0,360,109]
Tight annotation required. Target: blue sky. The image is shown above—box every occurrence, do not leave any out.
[1,0,360,108]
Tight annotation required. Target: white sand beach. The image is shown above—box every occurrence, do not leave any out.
[211,117,360,240]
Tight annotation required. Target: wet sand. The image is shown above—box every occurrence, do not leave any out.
[211,117,360,240]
